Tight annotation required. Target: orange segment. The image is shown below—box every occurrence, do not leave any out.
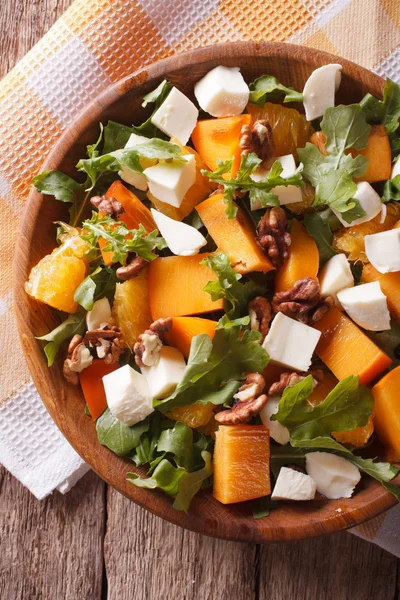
[246,102,313,158]
[166,402,215,429]
[333,203,400,262]
[112,267,153,348]
[25,253,86,314]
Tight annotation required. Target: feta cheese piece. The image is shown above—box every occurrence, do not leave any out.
[271,467,317,501]
[151,87,198,145]
[391,156,400,179]
[332,182,383,228]
[141,346,187,400]
[250,154,302,210]
[305,452,361,499]
[144,154,196,208]
[151,208,206,256]
[318,254,354,301]
[262,312,321,372]
[194,66,249,118]
[303,64,342,121]
[364,228,400,273]
[86,298,112,331]
[336,281,391,331]
[260,396,290,445]
[102,364,153,426]
[118,133,155,191]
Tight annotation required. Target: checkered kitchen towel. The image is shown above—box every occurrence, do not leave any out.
[1,0,400,551]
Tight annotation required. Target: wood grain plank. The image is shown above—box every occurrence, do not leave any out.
[104,487,257,600]
[258,531,398,600]
[0,0,73,78]
[0,466,105,600]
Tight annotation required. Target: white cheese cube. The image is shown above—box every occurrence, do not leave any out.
[303,64,342,121]
[318,253,354,302]
[141,346,187,400]
[194,66,249,118]
[391,156,400,179]
[271,467,317,501]
[151,208,206,256]
[151,87,198,145]
[250,154,302,210]
[262,312,321,372]
[86,297,112,331]
[118,133,156,192]
[336,281,391,331]
[260,396,290,445]
[144,154,196,208]
[102,364,153,426]
[365,228,400,273]
[332,182,383,227]
[305,452,361,499]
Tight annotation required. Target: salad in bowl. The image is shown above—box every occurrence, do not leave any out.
[25,59,400,515]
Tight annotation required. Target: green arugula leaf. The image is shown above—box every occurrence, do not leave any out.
[303,212,336,265]
[202,153,303,219]
[155,326,269,413]
[77,138,182,188]
[81,212,166,265]
[96,409,149,456]
[248,75,303,106]
[132,80,172,138]
[272,375,374,444]
[74,266,117,311]
[383,174,400,201]
[102,120,134,154]
[298,104,371,221]
[390,133,400,159]
[173,451,213,512]
[33,170,84,204]
[360,78,400,134]
[201,252,264,317]
[251,495,277,519]
[37,307,86,366]
[87,123,104,158]
[127,459,186,495]
[345,454,399,484]
[157,422,194,457]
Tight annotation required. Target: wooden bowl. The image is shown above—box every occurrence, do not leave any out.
[14,41,396,542]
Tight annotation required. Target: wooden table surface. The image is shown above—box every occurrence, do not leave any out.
[1,2,400,599]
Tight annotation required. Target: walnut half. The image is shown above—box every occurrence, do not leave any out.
[215,373,267,425]
[134,317,172,368]
[256,206,291,268]
[63,335,93,385]
[272,278,334,325]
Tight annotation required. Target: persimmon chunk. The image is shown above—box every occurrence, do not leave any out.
[196,193,274,275]
[213,425,270,504]
[106,181,156,232]
[165,317,217,358]
[361,264,400,324]
[148,253,224,320]
[372,366,400,461]
[191,114,252,178]
[314,307,392,385]
[79,360,118,420]
[275,219,319,292]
